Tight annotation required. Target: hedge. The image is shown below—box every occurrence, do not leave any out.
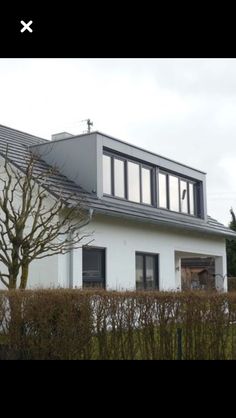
[1,289,236,359]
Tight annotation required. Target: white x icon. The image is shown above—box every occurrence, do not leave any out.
[20,20,33,33]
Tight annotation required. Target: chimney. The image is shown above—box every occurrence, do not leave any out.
[51,132,74,141]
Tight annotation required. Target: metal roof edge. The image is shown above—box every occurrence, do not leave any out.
[91,206,236,239]
[29,130,206,174]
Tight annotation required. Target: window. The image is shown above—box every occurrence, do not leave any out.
[114,158,125,198]
[136,253,159,290]
[141,167,151,204]
[189,183,195,215]
[159,173,167,208]
[103,155,111,195]
[83,248,105,288]
[128,161,140,202]
[169,175,179,212]
[103,151,152,206]
[180,180,188,213]
[102,151,200,217]
[158,171,197,216]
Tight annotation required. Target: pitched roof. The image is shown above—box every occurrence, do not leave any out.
[0,124,90,204]
[0,123,235,239]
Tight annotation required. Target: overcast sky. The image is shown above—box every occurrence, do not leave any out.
[0,58,235,226]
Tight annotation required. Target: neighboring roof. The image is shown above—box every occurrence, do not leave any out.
[0,123,235,239]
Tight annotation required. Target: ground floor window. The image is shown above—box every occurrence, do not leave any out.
[82,247,105,289]
[136,252,159,290]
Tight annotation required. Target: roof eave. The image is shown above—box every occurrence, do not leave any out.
[90,207,236,239]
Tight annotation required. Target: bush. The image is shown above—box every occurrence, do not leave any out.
[1,289,236,359]
[228,277,236,292]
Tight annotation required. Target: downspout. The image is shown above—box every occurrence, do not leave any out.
[68,207,94,288]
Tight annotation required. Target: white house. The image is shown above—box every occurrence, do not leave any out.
[0,124,235,291]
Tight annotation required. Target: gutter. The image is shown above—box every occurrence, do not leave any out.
[92,207,236,239]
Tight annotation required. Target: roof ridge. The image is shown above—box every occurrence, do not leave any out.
[0,123,48,143]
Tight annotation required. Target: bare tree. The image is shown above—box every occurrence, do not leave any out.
[0,150,92,290]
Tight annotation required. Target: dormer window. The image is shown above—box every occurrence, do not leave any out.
[103,152,152,205]
[158,171,196,216]
[103,150,201,218]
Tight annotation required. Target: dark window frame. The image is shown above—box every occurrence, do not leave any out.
[82,247,106,289]
[103,150,154,206]
[158,169,198,217]
[135,252,159,290]
[102,149,203,218]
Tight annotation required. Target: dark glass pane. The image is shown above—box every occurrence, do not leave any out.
[145,256,155,289]
[83,248,105,289]
[83,250,101,277]
[142,167,151,204]
[103,155,112,195]
[136,254,144,290]
[169,175,179,212]
[128,161,140,202]
[159,173,167,208]
[114,158,125,198]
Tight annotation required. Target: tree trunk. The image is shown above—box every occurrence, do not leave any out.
[9,272,18,289]
[20,263,29,290]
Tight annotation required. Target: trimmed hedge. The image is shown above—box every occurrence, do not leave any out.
[1,289,236,359]
[228,277,236,292]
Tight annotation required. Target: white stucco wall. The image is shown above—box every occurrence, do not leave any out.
[0,157,60,290]
[0,156,227,292]
[60,214,227,291]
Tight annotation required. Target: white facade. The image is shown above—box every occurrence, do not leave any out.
[57,214,227,291]
[0,126,233,292]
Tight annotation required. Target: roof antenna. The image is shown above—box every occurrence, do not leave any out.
[82,118,93,133]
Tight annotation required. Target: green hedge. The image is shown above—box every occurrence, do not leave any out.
[1,289,236,359]
[228,277,236,292]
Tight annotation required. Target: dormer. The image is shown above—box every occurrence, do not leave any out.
[31,131,207,222]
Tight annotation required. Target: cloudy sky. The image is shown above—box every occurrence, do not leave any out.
[0,58,235,226]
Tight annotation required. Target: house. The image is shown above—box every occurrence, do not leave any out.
[0,123,236,291]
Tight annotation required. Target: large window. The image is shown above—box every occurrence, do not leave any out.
[103,151,200,217]
[82,248,105,288]
[103,152,152,205]
[136,252,159,290]
[158,171,196,216]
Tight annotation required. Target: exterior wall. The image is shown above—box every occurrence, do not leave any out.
[0,156,60,290]
[27,256,59,289]
[60,214,227,291]
[32,131,207,219]
[32,133,98,194]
